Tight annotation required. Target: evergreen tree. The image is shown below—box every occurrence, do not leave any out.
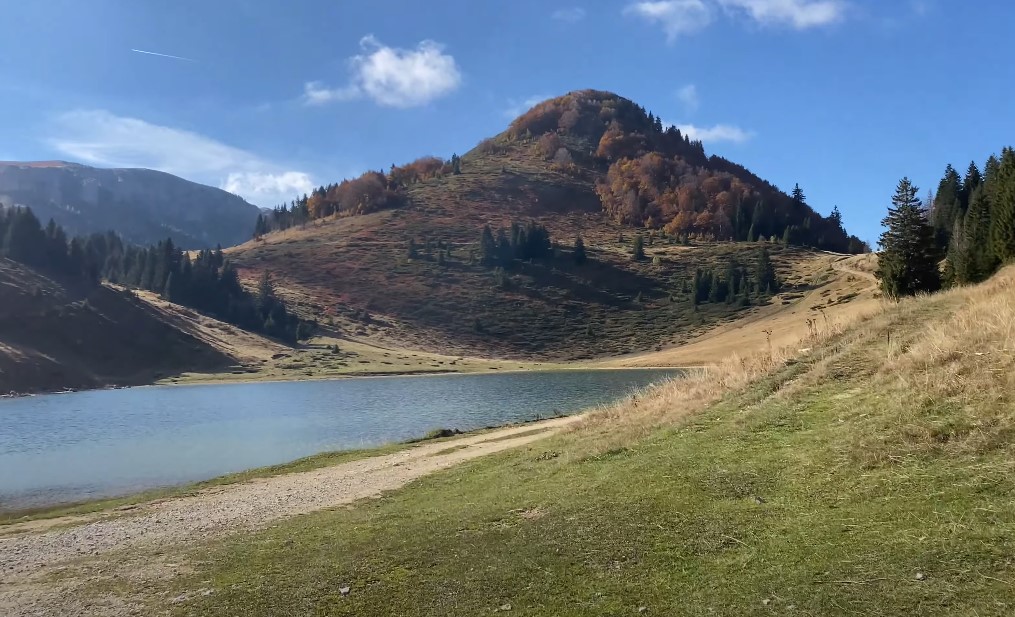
[958,186,996,283]
[829,206,845,234]
[632,234,646,261]
[753,247,779,293]
[989,147,1015,263]
[963,161,983,205]
[573,235,587,265]
[930,164,964,249]
[479,225,497,265]
[256,270,276,313]
[875,178,942,299]
[791,184,806,208]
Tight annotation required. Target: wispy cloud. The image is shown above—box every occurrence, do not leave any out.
[48,110,314,206]
[716,0,847,29]
[552,7,587,22]
[677,84,699,113]
[130,48,195,62]
[303,35,462,109]
[503,94,552,119]
[676,123,754,144]
[624,1,714,41]
[626,0,846,40]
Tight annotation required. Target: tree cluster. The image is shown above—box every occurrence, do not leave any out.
[931,148,1015,285]
[479,221,553,267]
[2,206,312,343]
[685,248,780,307]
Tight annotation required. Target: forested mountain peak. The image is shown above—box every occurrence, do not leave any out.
[259,89,866,254]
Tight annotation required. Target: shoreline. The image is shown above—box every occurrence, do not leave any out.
[0,363,690,401]
[0,411,587,525]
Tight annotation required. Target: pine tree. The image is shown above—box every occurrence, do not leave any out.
[930,164,964,249]
[875,178,942,299]
[944,214,966,285]
[753,247,779,294]
[256,270,276,314]
[479,225,497,265]
[989,147,1015,263]
[963,161,982,205]
[573,235,587,265]
[960,186,996,282]
[632,234,646,261]
[791,184,806,208]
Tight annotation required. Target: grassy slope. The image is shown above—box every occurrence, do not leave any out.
[226,135,819,361]
[145,266,1014,616]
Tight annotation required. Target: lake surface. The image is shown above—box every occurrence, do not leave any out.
[0,369,676,510]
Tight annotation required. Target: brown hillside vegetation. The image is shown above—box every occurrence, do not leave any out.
[230,91,868,361]
[0,259,233,394]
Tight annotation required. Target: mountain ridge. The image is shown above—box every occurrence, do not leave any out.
[0,161,261,249]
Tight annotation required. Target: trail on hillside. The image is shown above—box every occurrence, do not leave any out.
[0,417,579,616]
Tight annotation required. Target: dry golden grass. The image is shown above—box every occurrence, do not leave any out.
[575,263,1015,461]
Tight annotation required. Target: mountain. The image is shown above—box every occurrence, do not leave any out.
[230,90,868,360]
[0,161,261,248]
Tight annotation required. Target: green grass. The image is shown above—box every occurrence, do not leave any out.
[123,289,1015,615]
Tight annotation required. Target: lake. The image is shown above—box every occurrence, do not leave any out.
[0,369,676,510]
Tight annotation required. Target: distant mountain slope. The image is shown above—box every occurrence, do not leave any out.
[0,161,261,248]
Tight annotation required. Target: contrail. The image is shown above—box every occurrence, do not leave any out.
[131,48,195,62]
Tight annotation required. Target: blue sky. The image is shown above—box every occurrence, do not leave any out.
[1,0,1013,244]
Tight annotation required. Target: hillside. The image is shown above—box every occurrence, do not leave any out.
[6,264,1014,616]
[231,90,868,360]
[0,258,235,394]
[0,161,261,248]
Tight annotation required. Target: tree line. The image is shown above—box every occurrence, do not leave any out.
[1,206,312,343]
[876,146,1015,299]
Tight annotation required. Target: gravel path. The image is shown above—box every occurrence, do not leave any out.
[0,416,578,616]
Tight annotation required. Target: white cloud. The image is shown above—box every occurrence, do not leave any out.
[677,84,699,112]
[627,0,846,38]
[302,81,360,106]
[716,0,846,28]
[304,36,462,109]
[624,0,714,41]
[675,123,754,144]
[552,7,587,22]
[48,109,314,206]
[503,94,552,119]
